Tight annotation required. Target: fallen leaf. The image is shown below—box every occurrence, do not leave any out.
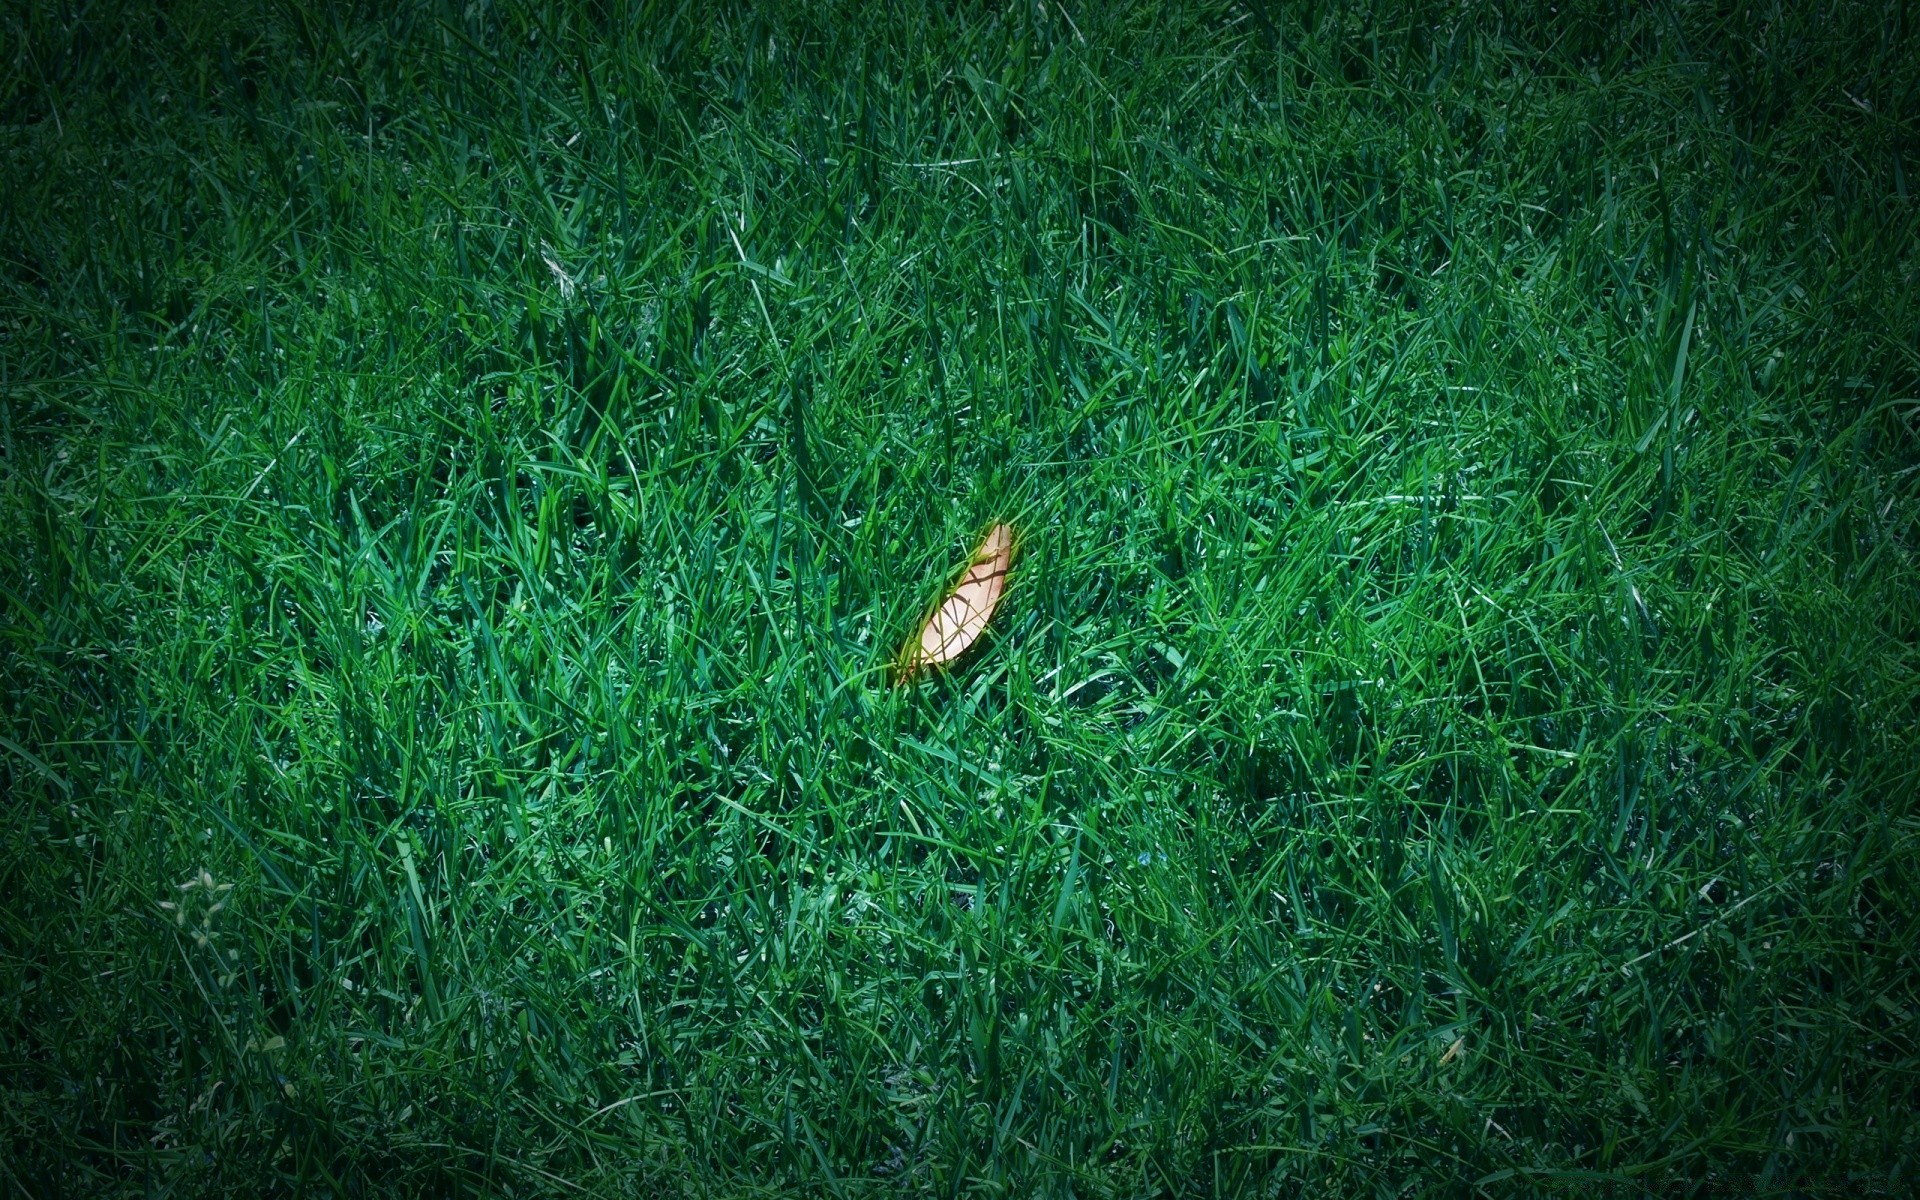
[897,523,1015,682]
[1439,1036,1464,1065]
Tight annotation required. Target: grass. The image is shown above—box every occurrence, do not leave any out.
[2,0,1918,1194]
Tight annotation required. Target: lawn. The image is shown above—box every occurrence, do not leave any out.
[3,0,1918,1194]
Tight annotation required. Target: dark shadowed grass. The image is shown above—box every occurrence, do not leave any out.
[2,0,1918,1194]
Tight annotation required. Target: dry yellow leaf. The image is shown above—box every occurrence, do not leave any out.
[896,523,1015,682]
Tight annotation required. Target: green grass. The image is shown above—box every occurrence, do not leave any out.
[3,0,1919,1194]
